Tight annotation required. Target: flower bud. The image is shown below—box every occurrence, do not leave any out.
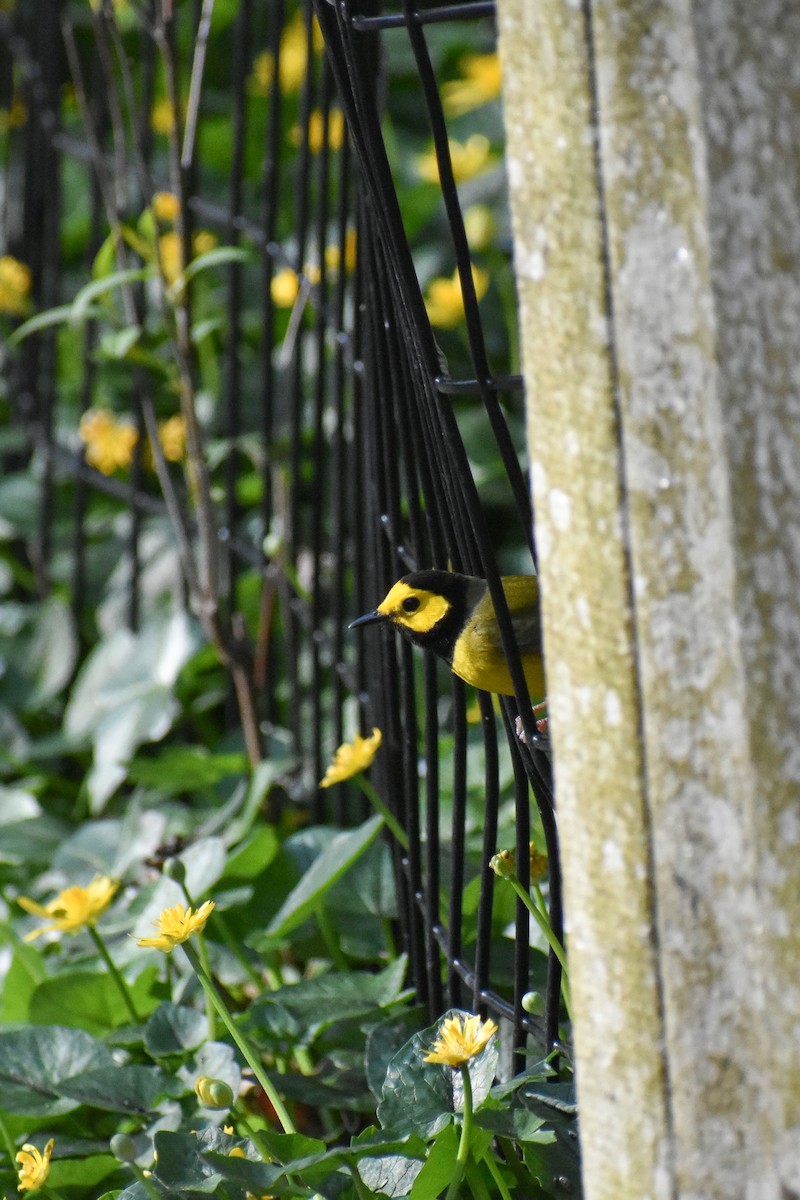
[110,1133,137,1163]
[162,857,186,884]
[195,1075,235,1109]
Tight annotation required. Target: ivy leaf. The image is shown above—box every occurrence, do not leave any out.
[58,1064,181,1114]
[145,1003,208,1057]
[265,815,384,939]
[29,971,133,1037]
[0,1026,115,1115]
[247,957,409,1045]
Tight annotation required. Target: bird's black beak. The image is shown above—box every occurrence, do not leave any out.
[349,609,385,629]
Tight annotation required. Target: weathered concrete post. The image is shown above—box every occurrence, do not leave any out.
[496,2,794,1196]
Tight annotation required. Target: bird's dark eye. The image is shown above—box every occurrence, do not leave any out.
[402,596,420,613]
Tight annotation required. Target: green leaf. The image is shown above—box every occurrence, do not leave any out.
[145,1003,207,1057]
[96,325,142,360]
[58,1064,181,1113]
[25,596,78,706]
[7,304,86,347]
[180,245,251,283]
[63,614,201,811]
[266,815,384,938]
[407,1122,459,1200]
[29,971,132,1036]
[70,266,155,323]
[248,957,409,1045]
[153,1130,280,1194]
[126,747,248,794]
[0,939,46,1023]
[0,1025,115,1115]
[359,1150,425,1197]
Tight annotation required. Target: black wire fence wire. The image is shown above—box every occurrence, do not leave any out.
[2,0,560,1056]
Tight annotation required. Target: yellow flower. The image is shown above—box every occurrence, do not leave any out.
[0,254,31,315]
[271,267,300,308]
[463,204,496,251]
[416,135,491,185]
[137,901,215,952]
[159,231,218,285]
[159,231,183,285]
[442,52,502,116]
[291,109,345,154]
[16,1139,54,1192]
[151,97,183,136]
[278,10,324,92]
[152,191,180,222]
[0,96,27,133]
[423,1014,498,1068]
[249,50,274,96]
[193,230,218,257]
[424,265,489,329]
[324,227,357,275]
[18,877,119,941]
[320,728,382,788]
[79,408,138,474]
[158,414,187,463]
[530,846,549,884]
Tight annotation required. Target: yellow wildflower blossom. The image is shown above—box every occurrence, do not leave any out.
[137,901,215,952]
[0,254,31,315]
[423,1013,498,1068]
[291,109,345,155]
[324,227,357,275]
[0,96,27,133]
[18,876,119,941]
[193,230,218,257]
[442,52,502,116]
[16,1139,54,1192]
[320,728,382,788]
[271,267,300,308]
[278,10,324,92]
[151,97,185,136]
[463,204,496,251]
[152,191,180,222]
[249,50,274,96]
[159,231,182,284]
[416,135,491,185]
[79,409,138,474]
[424,265,489,329]
[159,230,218,285]
[158,414,187,462]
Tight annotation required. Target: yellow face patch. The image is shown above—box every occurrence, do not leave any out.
[377,581,452,634]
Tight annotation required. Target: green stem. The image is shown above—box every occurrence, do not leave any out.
[88,926,141,1024]
[0,1110,16,1168]
[181,942,296,1135]
[356,777,409,849]
[179,882,218,1038]
[508,878,572,1019]
[482,1149,513,1200]
[127,1161,164,1200]
[445,1064,474,1200]
[464,1158,491,1200]
[233,1106,274,1163]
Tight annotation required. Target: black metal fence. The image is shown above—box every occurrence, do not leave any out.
[2,0,560,1055]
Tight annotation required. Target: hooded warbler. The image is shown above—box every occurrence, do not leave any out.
[350,569,544,699]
